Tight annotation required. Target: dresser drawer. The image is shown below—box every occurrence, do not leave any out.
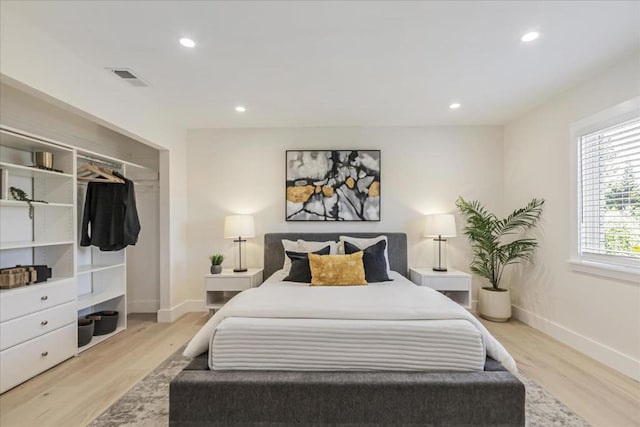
[0,323,76,393]
[0,302,76,351]
[205,277,254,291]
[424,277,471,291]
[0,278,76,322]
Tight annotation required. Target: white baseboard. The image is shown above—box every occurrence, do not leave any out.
[157,299,207,323]
[128,299,159,314]
[512,305,640,381]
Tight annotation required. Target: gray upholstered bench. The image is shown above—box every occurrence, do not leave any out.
[169,354,525,427]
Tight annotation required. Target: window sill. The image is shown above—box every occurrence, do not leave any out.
[568,259,640,284]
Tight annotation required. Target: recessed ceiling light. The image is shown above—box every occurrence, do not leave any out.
[235,105,246,112]
[449,103,461,109]
[521,32,539,42]
[179,37,196,48]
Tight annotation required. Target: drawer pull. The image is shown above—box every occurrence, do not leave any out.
[41,320,48,326]
[41,351,48,357]
[41,295,48,301]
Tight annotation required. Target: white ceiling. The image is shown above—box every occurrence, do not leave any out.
[3,1,640,129]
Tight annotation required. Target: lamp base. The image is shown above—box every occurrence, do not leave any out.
[232,238,248,272]
[432,237,448,272]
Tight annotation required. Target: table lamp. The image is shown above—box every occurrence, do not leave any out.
[424,214,456,272]
[224,215,255,272]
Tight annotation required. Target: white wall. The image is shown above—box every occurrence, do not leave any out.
[0,83,159,169]
[503,52,640,380]
[186,126,504,304]
[127,183,160,313]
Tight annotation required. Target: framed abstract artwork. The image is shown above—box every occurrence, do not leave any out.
[286,150,381,221]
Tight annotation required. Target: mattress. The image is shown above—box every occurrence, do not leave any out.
[208,271,486,372]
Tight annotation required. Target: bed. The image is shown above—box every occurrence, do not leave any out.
[170,233,525,426]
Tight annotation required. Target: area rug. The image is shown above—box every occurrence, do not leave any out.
[89,348,589,427]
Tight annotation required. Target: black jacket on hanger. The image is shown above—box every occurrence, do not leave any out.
[80,171,141,251]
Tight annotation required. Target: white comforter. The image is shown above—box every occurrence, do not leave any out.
[184,272,517,373]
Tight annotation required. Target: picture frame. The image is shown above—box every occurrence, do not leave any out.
[285,150,381,221]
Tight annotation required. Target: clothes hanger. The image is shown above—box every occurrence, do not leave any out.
[77,163,124,183]
[77,163,125,183]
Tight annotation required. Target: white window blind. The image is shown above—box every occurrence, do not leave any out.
[580,117,640,262]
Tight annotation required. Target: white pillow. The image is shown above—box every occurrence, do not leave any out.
[297,239,338,255]
[281,239,338,273]
[281,239,299,273]
[339,235,391,274]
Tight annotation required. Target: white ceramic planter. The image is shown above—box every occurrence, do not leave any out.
[478,288,511,322]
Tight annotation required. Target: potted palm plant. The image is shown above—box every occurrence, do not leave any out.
[456,196,545,322]
[209,254,224,274]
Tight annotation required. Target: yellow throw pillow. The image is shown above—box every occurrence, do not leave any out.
[308,252,367,286]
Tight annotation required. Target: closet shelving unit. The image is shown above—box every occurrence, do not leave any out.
[0,125,157,393]
[0,126,155,392]
[0,128,77,393]
[74,148,150,351]
[75,148,134,352]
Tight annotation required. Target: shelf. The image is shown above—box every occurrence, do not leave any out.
[0,162,73,179]
[206,302,227,309]
[77,290,125,311]
[440,291,471,309]
[0,240,75,250]
[205,290,242,309]
[77,326,125,353]
[76,147,149,171]
[77,263,125,275]
[0,127,73,153]
[0,200,73,208]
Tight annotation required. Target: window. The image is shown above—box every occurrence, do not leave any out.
[579,116,640,266]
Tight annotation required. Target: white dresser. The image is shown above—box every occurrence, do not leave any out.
[0,278,77,393]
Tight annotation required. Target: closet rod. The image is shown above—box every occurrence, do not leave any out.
[77,153,121,169]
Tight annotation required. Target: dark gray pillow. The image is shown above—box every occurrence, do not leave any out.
[344,240,392,282]
[284,246,331,283]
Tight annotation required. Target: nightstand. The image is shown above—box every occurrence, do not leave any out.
[409,267,472,309]
[204,268,263,312]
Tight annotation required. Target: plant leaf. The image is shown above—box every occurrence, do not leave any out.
[456,196,544,288]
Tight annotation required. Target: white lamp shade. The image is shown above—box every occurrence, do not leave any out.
[224,215,255,239]
[424,214,456,238]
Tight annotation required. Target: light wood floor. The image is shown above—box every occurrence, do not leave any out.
[480,318,640,427]
[0,312,208,427]
[0,313,638,427]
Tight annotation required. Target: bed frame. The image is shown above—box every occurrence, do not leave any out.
[170,233,525,426]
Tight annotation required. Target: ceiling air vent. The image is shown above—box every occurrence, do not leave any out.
[105,67,148,87]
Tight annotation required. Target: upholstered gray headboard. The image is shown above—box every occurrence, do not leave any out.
[263,233,408,280]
